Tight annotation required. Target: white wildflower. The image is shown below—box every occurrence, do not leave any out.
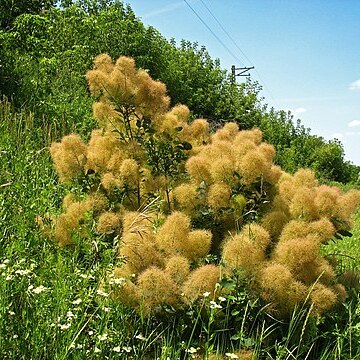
[94,347,101,353]
[66,311,75,319]
[112,346,121,352]
[59,323,71,330]
[0,263,7,270]
[15,269,31,276]
[218,296,227,302]
[185,347,199,354]
[32,285,48,294]
[103,307,111,313]
[203,291,210,298]
[72,298,82,305]
[122,346,132,353]
[135,333,146,341]
[209,301,222,310]
[28,285,34,291]
[8,311,15,316]
[97,333,108,341]
[5,275,12,281]
[96,289,109,297]
[109,277,126,285]
[88,330,94,336]
[80,274,95,280]
[225,353,239,359]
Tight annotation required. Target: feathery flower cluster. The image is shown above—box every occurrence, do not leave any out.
[46,54,360,319]
[110,210,219,314]
[253,169,360,315]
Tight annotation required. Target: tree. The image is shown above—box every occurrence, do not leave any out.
[0,0,55,30]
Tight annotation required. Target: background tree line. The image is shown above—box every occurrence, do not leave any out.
[0,0,358,183]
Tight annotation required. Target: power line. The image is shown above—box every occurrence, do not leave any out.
[197,0,279,105]
[183,0,245,66]
[199,0,251,66]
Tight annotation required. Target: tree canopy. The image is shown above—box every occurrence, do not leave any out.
[0,0,358,183]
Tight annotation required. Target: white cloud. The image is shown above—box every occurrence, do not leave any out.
[294,107,307,114]
[277,96,343,103]
[345,131,356,136]
[348,120,360,127]
[141,2,184,19]
[349,79,360,90]
[284,107,307,116]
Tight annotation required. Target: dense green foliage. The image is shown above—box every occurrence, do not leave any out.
[0,0,358,182]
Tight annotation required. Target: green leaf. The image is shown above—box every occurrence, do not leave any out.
[180,141,192,150]
[337,229,352,238]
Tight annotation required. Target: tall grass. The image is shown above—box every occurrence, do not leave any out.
[1,99,359,359]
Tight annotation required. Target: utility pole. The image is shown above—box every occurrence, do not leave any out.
[231,65,254,84]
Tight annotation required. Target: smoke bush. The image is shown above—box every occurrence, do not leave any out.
[46,54,360,318]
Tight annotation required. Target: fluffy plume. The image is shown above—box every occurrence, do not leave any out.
[211,122,239,143]
[136,69,170,117]
[310,218,336,243]
[97,211,122,234]
[137,267,179,314]
[62,193,76,209]
[258,263,307,315]
[120,158,139,186]
[314,185,340,217]
[100,172,123,192]
[336,189,360,219]
[155,212,191,255]
[165,256,190,284]
[261,210,289,240]
[310,283,337,315]
[54,199,92,246]
[293,169,318,188]
[210,158,236,183]
[289,187,318,220]
[223,122,239,138]
[273,235,319,273]
[241,223,271,249]
[222,233,265,274]
[119,232,162,274]
[207,183,231,209]
[122,211,155,234]
[182,264,220,303]
[279,220,314,243]
[234,129,262,145]
[86,130,119,173]
[237,150,269,184]
[264,165,283,184]
[185,156,212,184]
[173,183,200,214]
[50,134,87,182]
[184,229,212,261]
[111,274,139,308]
[180,118,210,145]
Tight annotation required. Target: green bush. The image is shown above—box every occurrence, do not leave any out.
[45,56,360,326]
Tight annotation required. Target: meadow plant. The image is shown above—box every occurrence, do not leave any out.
[46,54,360,322]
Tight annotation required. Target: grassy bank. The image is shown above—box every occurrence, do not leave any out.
[1,101,359,359]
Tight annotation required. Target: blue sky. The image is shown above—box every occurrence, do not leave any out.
[126,0,360,165]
